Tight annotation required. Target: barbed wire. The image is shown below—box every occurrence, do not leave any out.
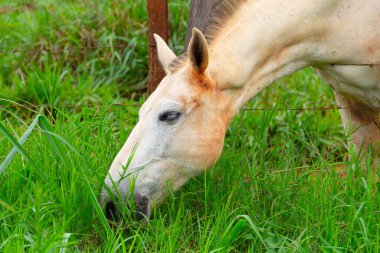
[0,44,378,68]
[0,44,187,55]
[0,101,375,112]
[330,63,380,67]
[0,45,151,54]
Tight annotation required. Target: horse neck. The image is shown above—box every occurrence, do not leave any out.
[208,0,334,112]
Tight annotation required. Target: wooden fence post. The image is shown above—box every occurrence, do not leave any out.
[185,0,221,48]
[148,0,168,94]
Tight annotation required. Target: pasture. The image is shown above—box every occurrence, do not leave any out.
[1,0,379,251]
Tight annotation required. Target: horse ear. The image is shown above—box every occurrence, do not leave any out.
[154,34,177,73]
[188,28,209,74]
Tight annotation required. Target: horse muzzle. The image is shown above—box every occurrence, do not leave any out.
[101,190,150,221]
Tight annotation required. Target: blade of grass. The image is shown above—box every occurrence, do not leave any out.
[219,219,247,250]
[38,115,71,167]
[0,119,49,183]
[0,114,40,174]
[58,233,73,253]
[234,215,269,250]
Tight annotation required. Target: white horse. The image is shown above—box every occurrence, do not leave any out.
[101,0,380,219]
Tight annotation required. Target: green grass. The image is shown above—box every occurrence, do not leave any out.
[1,0,380,252]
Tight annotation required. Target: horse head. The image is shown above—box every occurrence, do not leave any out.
[101,29,235,220]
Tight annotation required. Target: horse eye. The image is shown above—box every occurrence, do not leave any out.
[159,111,181,123]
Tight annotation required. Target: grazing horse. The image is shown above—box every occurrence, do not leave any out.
[101,0,380,219]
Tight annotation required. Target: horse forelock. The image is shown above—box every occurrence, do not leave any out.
[168,0,247,73]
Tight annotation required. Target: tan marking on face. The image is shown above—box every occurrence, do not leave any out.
[189,69,213,90]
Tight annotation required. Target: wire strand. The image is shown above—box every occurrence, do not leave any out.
[0,44,187,54]
[1,102,377,112]
[0,44,378,67]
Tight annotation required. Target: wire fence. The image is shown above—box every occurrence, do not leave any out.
[1,44,378,66]
[0,45,152,54]
[0,44,187,54]
[1,100,375,113]
[1,44,379,113]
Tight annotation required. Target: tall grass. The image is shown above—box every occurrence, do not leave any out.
[1,0,188,101]
[1,0,379,252]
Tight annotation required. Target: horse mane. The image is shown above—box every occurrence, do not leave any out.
[168,0,247,72]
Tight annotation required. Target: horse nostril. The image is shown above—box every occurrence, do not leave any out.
[105,200,121,221]
[103,193,149,221]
